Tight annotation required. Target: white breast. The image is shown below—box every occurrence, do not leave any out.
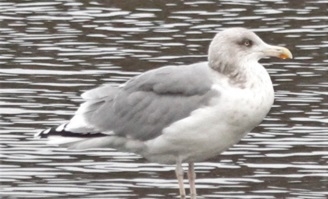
[145,64,274,164]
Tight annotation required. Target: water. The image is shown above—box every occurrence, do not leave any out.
[1,0,327,198]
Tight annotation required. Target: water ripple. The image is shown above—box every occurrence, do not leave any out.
[1,0,327,198]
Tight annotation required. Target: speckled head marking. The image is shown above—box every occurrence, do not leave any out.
[208,28,264,82]
[208,28,292,87]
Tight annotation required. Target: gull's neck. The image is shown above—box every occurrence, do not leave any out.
[243,61,273,90]
[210,59,273,90]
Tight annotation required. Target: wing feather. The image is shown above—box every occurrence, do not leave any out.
[39,62,220,143]
[84,62,219,141]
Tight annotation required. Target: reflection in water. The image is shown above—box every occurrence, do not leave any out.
[0,0,327,198]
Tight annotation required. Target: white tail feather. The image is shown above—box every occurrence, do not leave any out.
[47,136,86,145]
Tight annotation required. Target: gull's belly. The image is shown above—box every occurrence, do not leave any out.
[145,83,274,164]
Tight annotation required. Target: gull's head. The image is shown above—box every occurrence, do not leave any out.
[208,27,293,73]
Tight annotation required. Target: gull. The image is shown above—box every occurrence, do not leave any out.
[36,27,292,198]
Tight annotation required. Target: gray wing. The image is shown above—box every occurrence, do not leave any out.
[69,62,219,141]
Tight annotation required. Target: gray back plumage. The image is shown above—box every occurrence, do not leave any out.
[76,62,219,141]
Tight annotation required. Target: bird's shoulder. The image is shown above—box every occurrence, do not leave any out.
[123,62,213,96]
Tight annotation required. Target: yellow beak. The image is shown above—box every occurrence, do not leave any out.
[263,45,293,59]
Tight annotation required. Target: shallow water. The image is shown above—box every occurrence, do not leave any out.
[0,0,327,198]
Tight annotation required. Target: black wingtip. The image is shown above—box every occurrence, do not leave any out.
[35,126,65,139]
[36,123,107,139]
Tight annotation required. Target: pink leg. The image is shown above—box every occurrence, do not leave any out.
[188,162,197,198]
[175,160,186,198]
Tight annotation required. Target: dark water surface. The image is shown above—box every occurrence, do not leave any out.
[1,0,327,198]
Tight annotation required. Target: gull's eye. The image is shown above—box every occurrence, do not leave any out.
[243,39,253,47]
